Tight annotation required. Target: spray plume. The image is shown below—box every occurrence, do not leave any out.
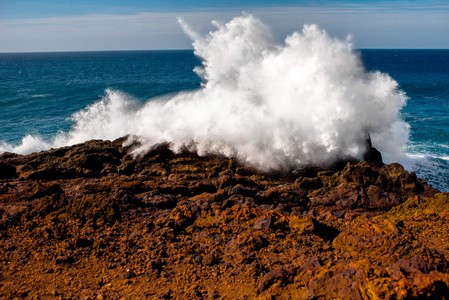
[1,15,409,171]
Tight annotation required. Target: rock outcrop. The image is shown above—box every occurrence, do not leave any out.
[1,138,448,299]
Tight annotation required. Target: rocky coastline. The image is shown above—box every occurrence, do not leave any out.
[1,138,449,299]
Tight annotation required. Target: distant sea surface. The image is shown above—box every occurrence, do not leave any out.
[1,50,448,190]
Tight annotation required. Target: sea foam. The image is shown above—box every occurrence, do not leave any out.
[1,14,409,171]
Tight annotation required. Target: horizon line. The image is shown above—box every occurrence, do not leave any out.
[1,48,449,54]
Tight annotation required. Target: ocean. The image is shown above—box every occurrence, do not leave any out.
[0,49,448,191]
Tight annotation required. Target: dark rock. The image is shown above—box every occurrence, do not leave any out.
[1,137,447,300]
[253,216,272,230]
[119,269,136,280]
[226,232,268,254]
[75,237,94,248]
[397,256,435,275]
[258,267,294,292]
[0,161,17,179]
[157,289,173,299]
[363,147,383,166]
[55,256,73,266]
[224,184,257,197]
[295,176,323,190]
[299,256,322,272]
[3,239,17,251]
[202,253,218,266]
[32,184,64,199]
[189,181,217,195]
[143,193,177,209]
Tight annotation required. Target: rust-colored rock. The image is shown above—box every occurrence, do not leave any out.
[1,138,448,299]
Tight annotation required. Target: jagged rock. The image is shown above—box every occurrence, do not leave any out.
[253,215,272,229]
[289,216,315,234]
[0,161,17,179]
[257,266,293,292]
[0,137,448,299]
[55,255,74,266]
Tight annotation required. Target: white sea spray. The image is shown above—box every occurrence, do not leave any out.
[1,14,409,171]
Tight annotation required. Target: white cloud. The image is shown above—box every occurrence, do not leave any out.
[0,12,194,52]
[0,4,448,52]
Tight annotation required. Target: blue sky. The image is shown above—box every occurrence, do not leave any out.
[0,0,448,52]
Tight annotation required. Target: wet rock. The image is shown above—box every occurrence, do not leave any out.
[363,145,383,166]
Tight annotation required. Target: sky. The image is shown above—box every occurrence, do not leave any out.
[0,0,448,52]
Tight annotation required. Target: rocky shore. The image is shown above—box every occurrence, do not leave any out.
[1,138,449,299]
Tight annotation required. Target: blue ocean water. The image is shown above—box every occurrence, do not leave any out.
[0,50,448,191]
[0,51,202,143]
[361,50,449,191]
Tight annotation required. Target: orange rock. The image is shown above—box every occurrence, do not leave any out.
[0,138,447,299]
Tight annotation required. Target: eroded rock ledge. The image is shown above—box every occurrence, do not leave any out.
[1,138,448,299]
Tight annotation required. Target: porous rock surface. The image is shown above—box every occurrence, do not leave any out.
[1,138,449,299]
